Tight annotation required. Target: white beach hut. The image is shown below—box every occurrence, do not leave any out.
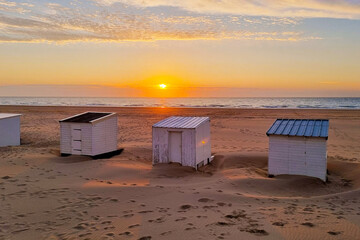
[266,119,329,182]
[0,113,21,147]
[152,116,212,169]
[59,112,118,157]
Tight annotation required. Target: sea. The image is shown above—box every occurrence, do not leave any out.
[0,97,360,109]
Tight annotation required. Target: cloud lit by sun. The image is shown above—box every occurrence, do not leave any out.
[159,84,167,89]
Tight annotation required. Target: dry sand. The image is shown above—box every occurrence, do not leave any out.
[0,106,360,240]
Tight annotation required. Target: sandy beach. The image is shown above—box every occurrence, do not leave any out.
[1,105,360,240]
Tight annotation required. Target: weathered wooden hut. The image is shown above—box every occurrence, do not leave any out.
[152,116,211,169]
[59,112,118,156]
[0,113,21,147]
[266,119,329,181]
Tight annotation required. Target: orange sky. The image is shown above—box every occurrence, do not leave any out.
[0,0,359,97]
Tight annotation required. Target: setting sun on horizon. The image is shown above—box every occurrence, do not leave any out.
[0,1,359,97]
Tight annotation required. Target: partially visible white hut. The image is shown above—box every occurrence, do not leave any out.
[266,119,329,182]
[0,113,21,147]
[152,116,211,169]
[59,112,118,156]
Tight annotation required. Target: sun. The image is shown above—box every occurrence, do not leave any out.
[159,84,167,89]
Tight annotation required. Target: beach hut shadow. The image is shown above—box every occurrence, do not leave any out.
[198,153,268,174]
[148,163,198,179]
[91,148,124,160]
[49,148,124,163]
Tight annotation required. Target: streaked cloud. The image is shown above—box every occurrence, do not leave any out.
[0,0,323,43]
[0,84,142,97]
[100,0,360,19]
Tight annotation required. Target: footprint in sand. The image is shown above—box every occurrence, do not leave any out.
[79,232,92,238]
[128,224,140,229]
[160,231,172,236]
[148,216,165,223]
[104,226,115,230]
[301,222,315,227]
[138,210,153,214]
[216,202,227,207]
[73,223,88,230]
[216,221,235,226]
[225,210,247,219]
[119,231,132,236]
[157,207,169,213]
[245,229,269,236]
[138,236,152,240]
[185,227,197,231]
[179,204,193,211]
[11,228,30,234]
[272,222,286,227]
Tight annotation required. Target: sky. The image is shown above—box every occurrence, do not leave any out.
[0,0,359,97]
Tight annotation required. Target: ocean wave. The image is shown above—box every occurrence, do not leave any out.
[261,105,289,108]
[85,103,109,106]
[339,105,357,109]
[1,97,359,109]
[124,104,145,107]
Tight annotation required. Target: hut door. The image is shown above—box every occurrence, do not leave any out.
[71,125,82,155]
[169,132,182,164]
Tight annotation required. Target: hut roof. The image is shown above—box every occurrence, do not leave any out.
[153,116,209,129]
[59,112,114,123]
[266,119,329,139]
[0,113,22,120]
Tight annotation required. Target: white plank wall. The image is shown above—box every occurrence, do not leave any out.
[152,120,211,169]
[306,138,327,181]
[60,115,118,156]
[80,124,93,155]
[181,129,196,167]
[60,123,72,154]
[0,116,21,147]
[268,135,327,181]
[195,121,211,166]
[91,115,118,156]
[153,127,196,167]
[60,123,93,155]
[268,136,289,175]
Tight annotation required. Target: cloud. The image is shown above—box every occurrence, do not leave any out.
[0,0,322,43]
[99,0,360,19]
[0,0,16,7]
[0,84,142,97]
